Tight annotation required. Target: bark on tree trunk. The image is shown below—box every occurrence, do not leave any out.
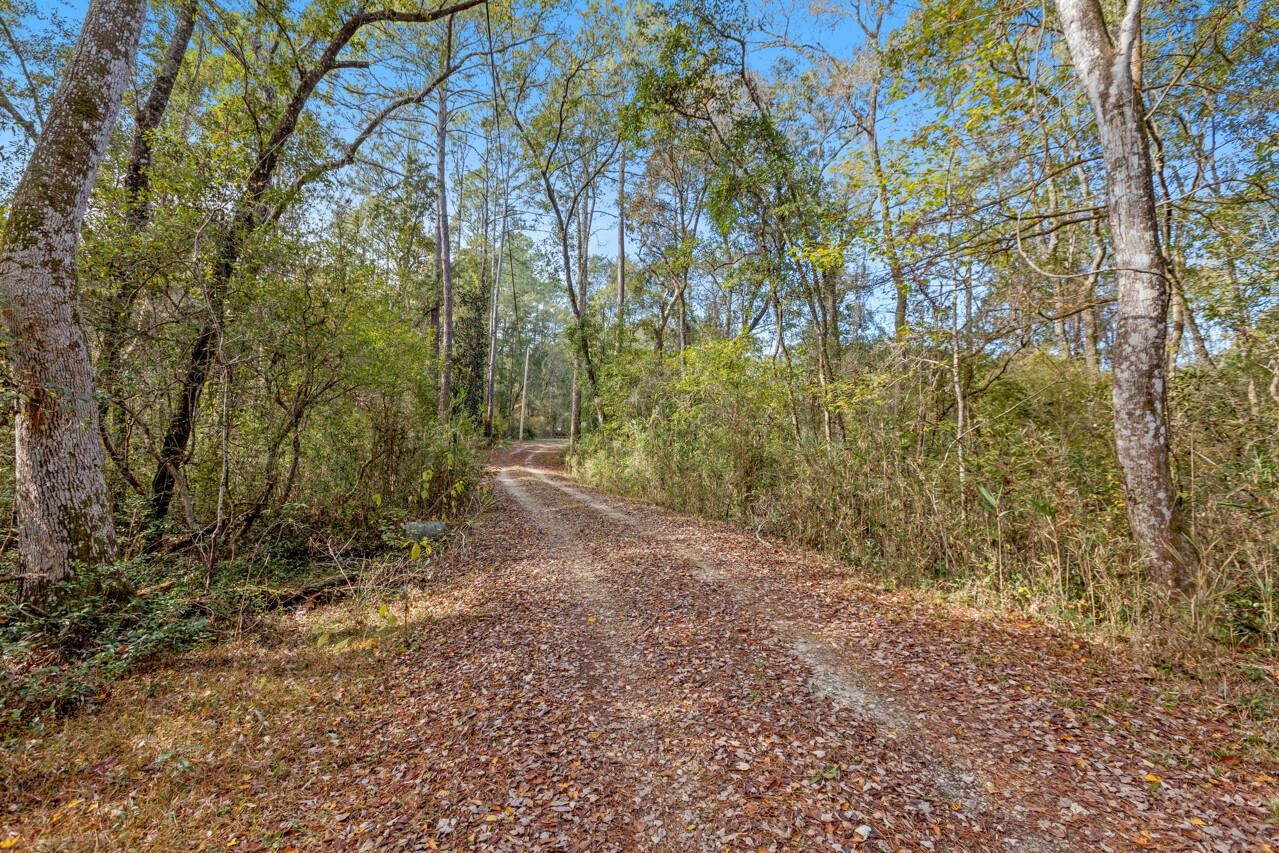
[1056,0,1195,591]
[616,146,626,352]
[436,81,454,424]
[0,0,148,599]
[519,345,530,441]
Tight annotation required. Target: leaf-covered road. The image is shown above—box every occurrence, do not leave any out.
[4,442,1276,850]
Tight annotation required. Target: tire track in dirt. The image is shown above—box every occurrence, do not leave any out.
[506,443,1279,851]
[498,464,715,849]
[517,464,917,725]
[511,453,1088,852]
[499,451,1072,851]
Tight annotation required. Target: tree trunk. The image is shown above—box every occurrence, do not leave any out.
[519,345,530,440]
[149,219,242,528]
[570,370,581,445]
[436,81,454,423]
[0,0,148,599]
[854,19,908,345]
[1056,0,1194,591]
[1167,284,1185,374]
[484,222,505,439]
[1074,157,1106,372]
[569,190,593,445]
[1081,234,1105,373]
[616,145,626,351]
[125,1,197,229]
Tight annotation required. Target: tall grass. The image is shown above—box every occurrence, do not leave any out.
[577,340,1279,659]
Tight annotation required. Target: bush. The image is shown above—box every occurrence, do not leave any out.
[0,558,212,732]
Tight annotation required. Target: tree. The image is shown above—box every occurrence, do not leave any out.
[97,0,198,493]
[0,0,148,598]
[1055,0,1196,591]
[436,69,455,423]
[504,15,623,443]
[147,0,483,527]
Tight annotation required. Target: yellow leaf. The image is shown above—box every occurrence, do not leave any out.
[1,836,20,849]
[1144,773,1161,784]
[1189,817,1206,826]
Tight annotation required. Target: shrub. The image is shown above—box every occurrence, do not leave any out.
[578,340,1279,655]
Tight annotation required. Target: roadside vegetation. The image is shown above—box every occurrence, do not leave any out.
[0,0,1276,753]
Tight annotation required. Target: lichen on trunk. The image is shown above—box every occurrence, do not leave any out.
[0,0,149,599]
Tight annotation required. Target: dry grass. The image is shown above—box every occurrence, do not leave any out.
[0,560,491,850]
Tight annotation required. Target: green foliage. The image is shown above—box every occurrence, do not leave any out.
[0,558,212,732]
[586,338,791,517]
[583,342,1279,652]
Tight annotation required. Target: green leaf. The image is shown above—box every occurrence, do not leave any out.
[976,483,999,513]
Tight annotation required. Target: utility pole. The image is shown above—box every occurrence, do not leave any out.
[519,344,531,441]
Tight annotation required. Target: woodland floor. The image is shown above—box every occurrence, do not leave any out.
[2,441,1277,851]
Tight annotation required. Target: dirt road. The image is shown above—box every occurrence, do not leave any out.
[4,442,1275,851]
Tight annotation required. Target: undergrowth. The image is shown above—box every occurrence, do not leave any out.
[576,340,1279,679]
[1,556,289,734]
[0,428,487,738]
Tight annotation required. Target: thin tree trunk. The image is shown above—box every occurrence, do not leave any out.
[1056,0,1195,591]
[1072,156,1106,372]
[205,352,231,587]
[616,144,626,351]
[519,345,530,441]
[148,218,241,529]
[1082,232,1105,372]
[570,190,593,445]
[484,220,506,439]
[125,1,196,229]
[1177,277,1213,368]
[570,371,581,444]
[1167,285,1185,374]
[0,0,147,599]
[868,117,907,342]
[545,184,600,401]
[854,13,908,344]
[436,81,454,423]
